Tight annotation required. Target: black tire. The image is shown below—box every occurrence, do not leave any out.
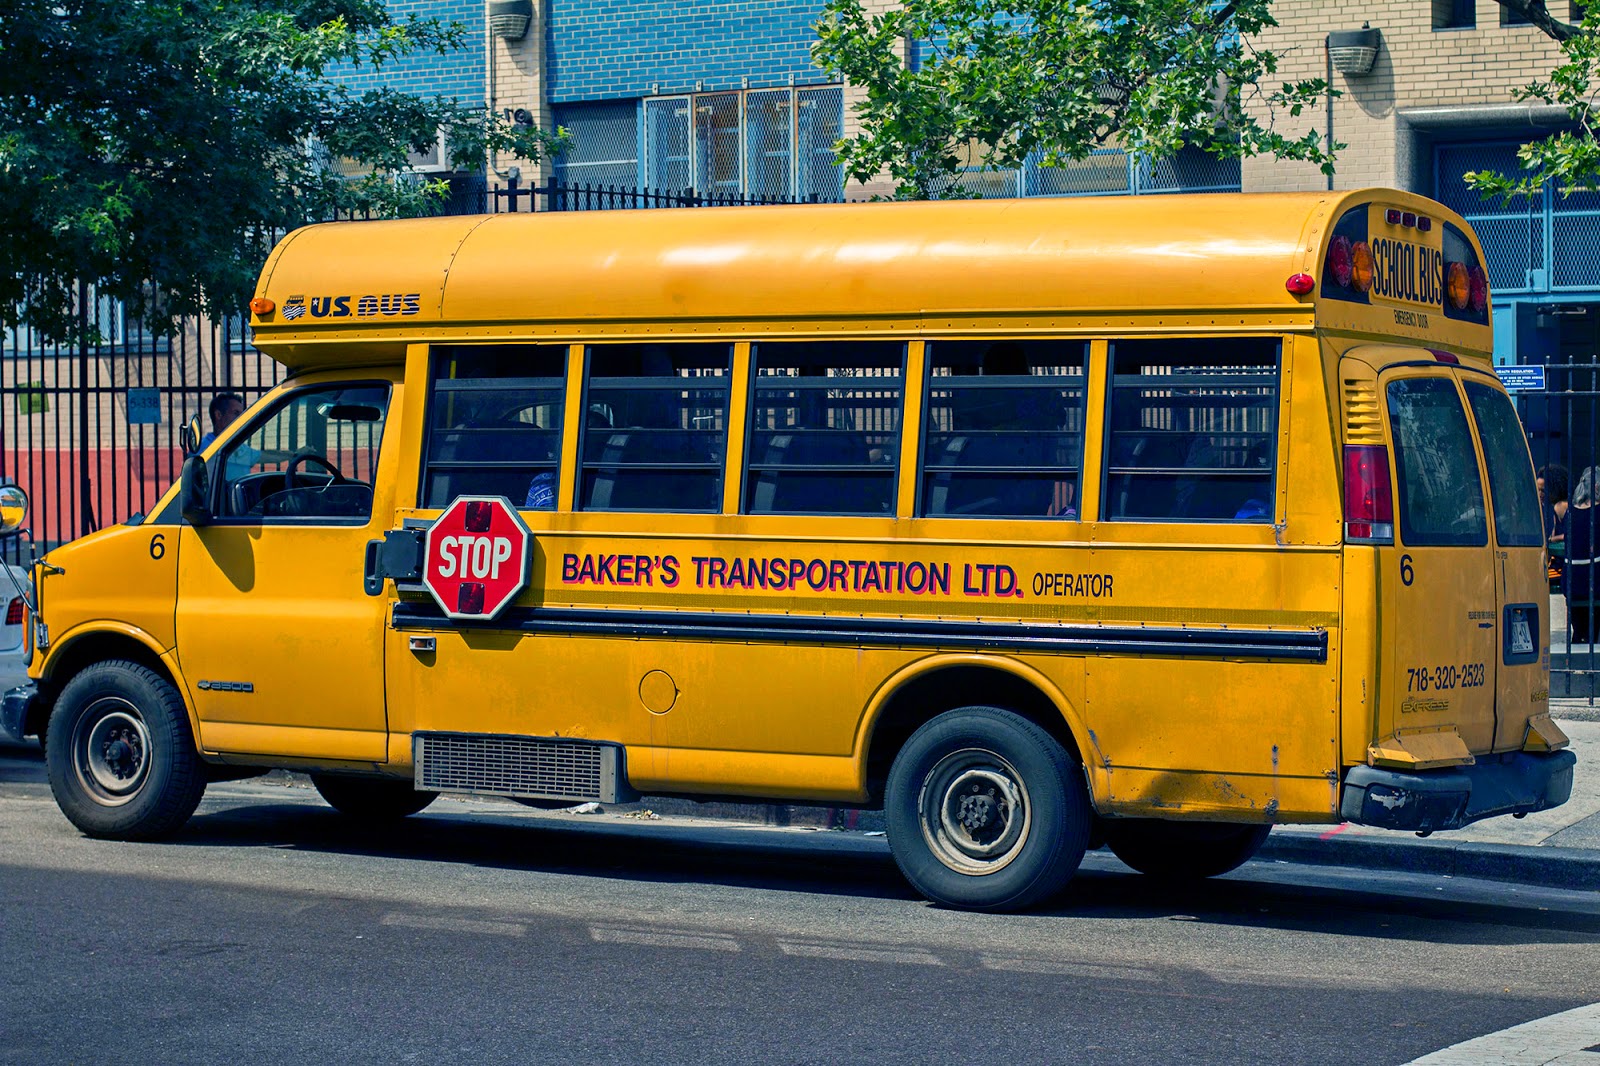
[45,660,206,840]
[1103,820,1272,880]
[311,774,436,820]
[884,706,1090,912]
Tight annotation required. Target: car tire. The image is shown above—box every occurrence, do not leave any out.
[1103,820,1272,880]
[884,706,1090,912]
[311,774,437,820]
[45,660,206,840]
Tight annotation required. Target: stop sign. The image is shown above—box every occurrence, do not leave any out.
[422,495,533,621]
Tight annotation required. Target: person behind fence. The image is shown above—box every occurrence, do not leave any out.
[1563,467,1599,643]
[1540,464,1570,584]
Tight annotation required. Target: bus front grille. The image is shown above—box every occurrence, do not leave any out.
[413,732,634,804]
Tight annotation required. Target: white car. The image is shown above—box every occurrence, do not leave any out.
[0,563,32,663]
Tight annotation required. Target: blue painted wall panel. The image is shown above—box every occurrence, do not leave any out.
[546,0,827,103]
[333,0,486,106]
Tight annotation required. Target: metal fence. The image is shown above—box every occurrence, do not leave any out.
[0,179,835,557]
[1516,361,1600,696]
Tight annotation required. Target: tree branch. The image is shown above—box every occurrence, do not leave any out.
[1495,0,1583,42]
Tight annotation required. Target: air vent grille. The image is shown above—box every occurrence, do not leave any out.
[1342,378,1384,445]
[414,732,631,803]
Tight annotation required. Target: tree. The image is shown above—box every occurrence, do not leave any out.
[0,0,563,343]
[1467,2,1600,201]
[812,0,1336,200]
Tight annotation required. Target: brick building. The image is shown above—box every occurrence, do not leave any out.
[1249,0,1594,469]
[343,1,1593,378]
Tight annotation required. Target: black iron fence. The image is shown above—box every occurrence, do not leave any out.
[0,179,833,558]
[1516,361,1600,697]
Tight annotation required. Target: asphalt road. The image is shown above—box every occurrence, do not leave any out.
[2,745,1598,1066]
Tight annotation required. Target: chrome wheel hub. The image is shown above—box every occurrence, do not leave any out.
[72,698,152,806]
[918,749,1031,876]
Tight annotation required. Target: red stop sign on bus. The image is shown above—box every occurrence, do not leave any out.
[422,496,533,621]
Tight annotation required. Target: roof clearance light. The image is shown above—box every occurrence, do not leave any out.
[1286,273,1316,295]
[1402,212,1417,228]
[1344,444,1395,545]
[1328,236,1354,288]
[1417,216,1433,232]
[1385,209,1402,224]
[249,297,275,316]
[1446,262,1471,310]
[1350,242,1375,294]
[1469,265,1489,313]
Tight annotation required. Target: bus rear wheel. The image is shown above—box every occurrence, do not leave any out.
[884,706,1089,912]
[45,660,207,840]
[311,774,437,820]
[1103,820,1272,880]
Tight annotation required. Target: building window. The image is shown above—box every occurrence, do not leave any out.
[644,86,844,201]
[745,341,903,515]
[921,340,1088,519]
[1103,338,1280,523]
[958,144,1241,199]
[1502,2,1530,23]
[579,343,733,512]
[1434,0,1476,28]
[551,100,641,188]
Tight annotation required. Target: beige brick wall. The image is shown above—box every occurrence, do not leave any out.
[1243,0,1567,192]
[490,0,552,181]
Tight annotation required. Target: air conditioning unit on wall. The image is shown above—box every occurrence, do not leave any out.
[405,130,452,174]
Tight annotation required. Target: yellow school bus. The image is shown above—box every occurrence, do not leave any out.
[0,189,1576,911]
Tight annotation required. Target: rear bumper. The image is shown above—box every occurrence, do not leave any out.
[1340,750,1577,833]
[0,683,38,743]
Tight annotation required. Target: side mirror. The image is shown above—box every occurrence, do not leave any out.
[180,455,211,527]
[0,485,28,536]
[180,415,203,457]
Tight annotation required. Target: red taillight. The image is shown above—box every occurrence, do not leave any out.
[1286,273,1315,295]
[1344,445,1394,544]
[1469,265,1489,313]
[1328,237,1353,288]
[4,597,22,626]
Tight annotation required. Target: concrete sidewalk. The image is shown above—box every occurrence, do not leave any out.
[1257,709,1599,890]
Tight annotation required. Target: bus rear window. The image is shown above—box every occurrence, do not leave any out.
[1463,380,1543,547]
[1386,377,1487,547]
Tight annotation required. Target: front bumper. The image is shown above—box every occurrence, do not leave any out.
[1341,749,1577,833]
[0,682,39,744]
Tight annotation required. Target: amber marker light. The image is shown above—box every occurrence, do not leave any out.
[1350,241,1375,293]
[1446,262,1471,310]
[1285,273,1315,295]
[249,297,275,316]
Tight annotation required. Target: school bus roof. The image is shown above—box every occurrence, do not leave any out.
[249,188,1493,371]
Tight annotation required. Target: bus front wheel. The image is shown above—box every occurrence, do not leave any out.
[311,774,437,820]
[1103,820,1272,880]
[884,706,1090,912]
[45,660,207,840]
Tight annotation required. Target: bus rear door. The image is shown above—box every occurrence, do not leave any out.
[1376,366,1499,761]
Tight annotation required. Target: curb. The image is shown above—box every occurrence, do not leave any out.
[1259,831,1600,892]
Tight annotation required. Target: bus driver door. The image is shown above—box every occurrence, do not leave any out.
[174,375,402,763]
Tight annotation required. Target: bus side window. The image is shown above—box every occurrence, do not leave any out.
[921,339,1088,518]
[745,340,904,515]
[1104,338,1280,523]
[578,342,733,512]
[422,344,567,509]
